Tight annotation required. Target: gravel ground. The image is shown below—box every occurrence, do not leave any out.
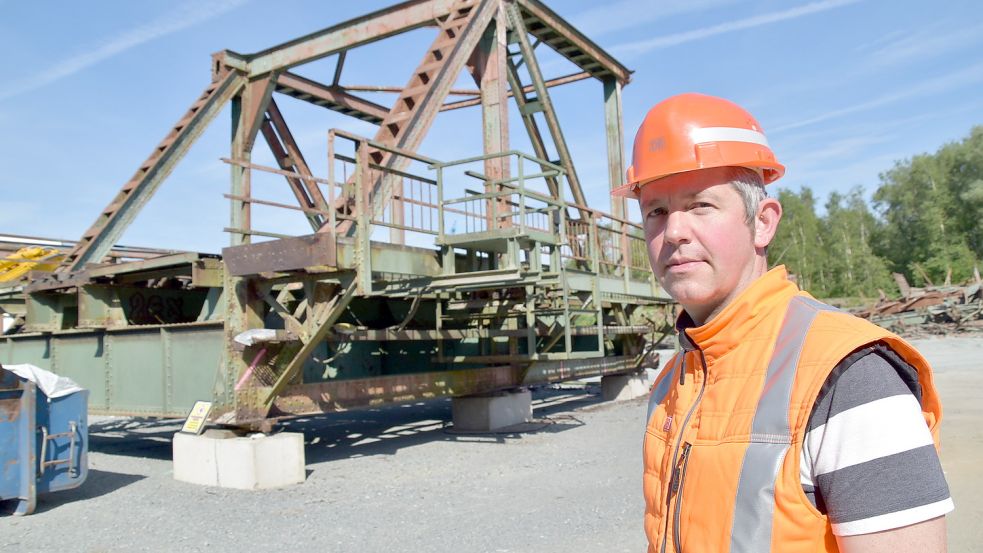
[0,386,651,553]
[1,339,979,552]
[909,336,983,552]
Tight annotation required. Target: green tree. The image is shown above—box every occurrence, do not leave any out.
[872,126,981,285]
[821,188,894,297]
[770,187,830,295]
[938,126,983,262]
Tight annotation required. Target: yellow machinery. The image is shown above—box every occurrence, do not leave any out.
[0,248,64,284]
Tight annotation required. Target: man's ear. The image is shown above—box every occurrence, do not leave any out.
[754,198,782,249]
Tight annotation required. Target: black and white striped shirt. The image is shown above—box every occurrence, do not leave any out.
[800,344,954,535]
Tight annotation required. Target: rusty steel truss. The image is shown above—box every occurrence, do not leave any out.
[0,0,668,430]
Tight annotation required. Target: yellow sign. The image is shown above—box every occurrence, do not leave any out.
[181,401,213,434]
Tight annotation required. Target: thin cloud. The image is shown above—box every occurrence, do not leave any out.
[788,135,893,169]
[865,21,983,68]
[749,21,983,114]
[769,102,979,161]
[777,101,983,148]
[570,0,740,37]
[777,101,983,197]
[853,29,906,53]
[770,60,983,133]
[610,0,862,56]
[0,0,247,101]
[783,151,902,195]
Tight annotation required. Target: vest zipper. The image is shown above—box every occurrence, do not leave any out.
[660,349,708,553]
[672,442,693,552]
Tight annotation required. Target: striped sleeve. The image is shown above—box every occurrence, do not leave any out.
[799,346,953,536]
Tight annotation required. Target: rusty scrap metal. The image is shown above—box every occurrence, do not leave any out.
[855,274,983,336]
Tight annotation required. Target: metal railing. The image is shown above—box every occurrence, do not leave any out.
[432,151,566,243]
[329,129,442,244]
[560,205,650,279]
[221,130,654,288]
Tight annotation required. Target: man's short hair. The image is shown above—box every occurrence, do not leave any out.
[725,166,767,227]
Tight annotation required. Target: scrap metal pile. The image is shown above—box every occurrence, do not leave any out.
[854,273,983,337]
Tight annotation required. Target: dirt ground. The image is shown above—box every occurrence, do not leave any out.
[0,338,979,552]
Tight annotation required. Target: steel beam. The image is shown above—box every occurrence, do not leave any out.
[331,0,499,235]
[506,3,590,218]
[332,51,346,86]
[243,0,463,77]
[339,84,481,96]
[515,0,632,84]
[65,71,245,270]
[84,252,207,278]
[259,99,329,230]
[230,76,276,246]
[440,71,591,112]
[468,5,511,232]
[504,59,561,200]
[603,77,626,221]
[331,325,652,341]
[275,72,389,124]
[270,351,653,416]
[222,233,337,276]
[262,275,357,406]
[267,99,329,217]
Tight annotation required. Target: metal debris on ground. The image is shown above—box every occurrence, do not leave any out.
[854,273,983,337]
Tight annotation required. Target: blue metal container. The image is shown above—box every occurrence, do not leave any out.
[0,367,88,515]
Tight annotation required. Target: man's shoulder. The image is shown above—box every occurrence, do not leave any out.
[795,297,910,358]
[809,343,922,429]
[802,346,952,534]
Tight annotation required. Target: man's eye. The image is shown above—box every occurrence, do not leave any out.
[646,207,667,218]
[691,202,713,211]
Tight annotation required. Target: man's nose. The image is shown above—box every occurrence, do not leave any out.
[664,210,691,245]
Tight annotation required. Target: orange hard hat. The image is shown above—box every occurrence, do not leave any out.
[613,93,784,198]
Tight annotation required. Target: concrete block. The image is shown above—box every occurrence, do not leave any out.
[173,430,305,490]
[602,374,650,401]
[452,389,532,431]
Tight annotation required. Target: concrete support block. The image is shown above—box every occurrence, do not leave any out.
[602,374,650,401]
[173,430,305,490]
[452,389,532,431]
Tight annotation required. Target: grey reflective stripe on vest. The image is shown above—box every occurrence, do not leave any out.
[647,356,680,426]
[729,296,836,553]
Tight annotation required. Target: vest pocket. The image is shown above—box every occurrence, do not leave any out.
[672,441,751,552]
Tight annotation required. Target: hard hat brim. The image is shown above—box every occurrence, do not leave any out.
[612,160,786,199]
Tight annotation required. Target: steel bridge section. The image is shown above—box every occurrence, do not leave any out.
[4,0,668,430]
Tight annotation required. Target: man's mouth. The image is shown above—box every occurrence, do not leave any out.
[664,258,704,272]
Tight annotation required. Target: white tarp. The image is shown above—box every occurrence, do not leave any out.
[233,328,278,347]
[2,363,85,398]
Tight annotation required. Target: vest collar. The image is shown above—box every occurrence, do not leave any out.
[676,266,798,362]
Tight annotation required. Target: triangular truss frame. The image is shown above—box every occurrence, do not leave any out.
[53,0,632,277]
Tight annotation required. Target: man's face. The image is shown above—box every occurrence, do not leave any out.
[639,167,761,324]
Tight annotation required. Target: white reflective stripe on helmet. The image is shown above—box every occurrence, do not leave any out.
[690,127,770,148]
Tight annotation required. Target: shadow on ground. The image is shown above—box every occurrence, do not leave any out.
[80,385,616,467]
[0,469,145,516]
[87,417,183,461]
[286,385,606,465]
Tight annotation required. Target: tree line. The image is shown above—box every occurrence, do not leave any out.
[770,125,983,299]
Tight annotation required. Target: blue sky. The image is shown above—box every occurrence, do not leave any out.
[2,0,981,253]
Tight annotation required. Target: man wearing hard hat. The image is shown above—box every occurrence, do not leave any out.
[620,93,952,552]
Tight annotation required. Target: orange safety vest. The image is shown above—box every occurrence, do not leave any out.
[643,266,942,553]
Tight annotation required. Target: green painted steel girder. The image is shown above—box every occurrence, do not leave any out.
[239,0,463,78]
